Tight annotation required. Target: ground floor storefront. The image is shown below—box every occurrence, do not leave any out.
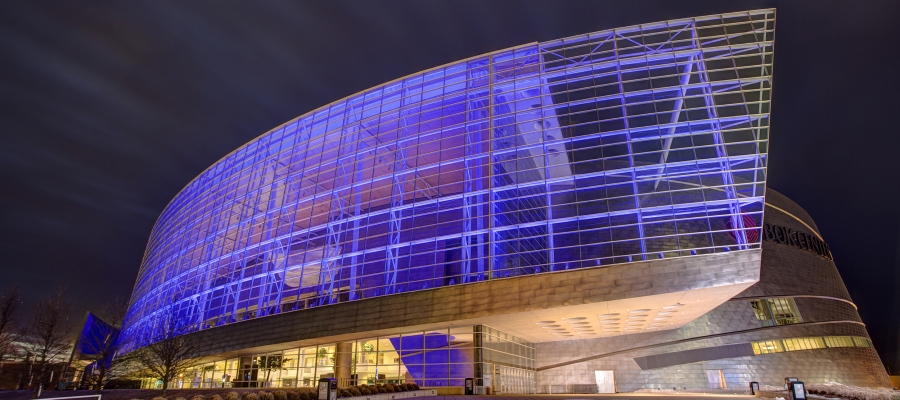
[143,325,536,394]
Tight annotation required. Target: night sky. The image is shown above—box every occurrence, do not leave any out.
[2,0,899,371]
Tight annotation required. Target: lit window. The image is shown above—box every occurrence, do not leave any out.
[749,298,802,326]
[782,337,824,351]
[751,340,784,355]
[749,300,771,324]
[751,336,872,356]
[824,336,854,348]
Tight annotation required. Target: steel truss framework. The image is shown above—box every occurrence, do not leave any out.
[121,9,775,352]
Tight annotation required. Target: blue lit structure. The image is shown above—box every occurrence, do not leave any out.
[390,334,473,387]
[121,10,773,357]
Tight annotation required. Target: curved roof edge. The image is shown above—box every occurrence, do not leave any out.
[155,8,777,220]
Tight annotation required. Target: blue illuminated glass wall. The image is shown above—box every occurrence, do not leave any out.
[121,10,775,352]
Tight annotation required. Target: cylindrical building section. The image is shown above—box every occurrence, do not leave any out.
[533,189,890,389]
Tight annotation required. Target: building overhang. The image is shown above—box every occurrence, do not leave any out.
[183,249,760,361]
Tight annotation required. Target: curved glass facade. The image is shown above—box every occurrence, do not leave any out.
[121,10,774,352]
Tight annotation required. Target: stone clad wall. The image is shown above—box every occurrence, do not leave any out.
[176,250,760,359]
[738,241,852,301]
[533,189,892,390]
[764,190,821,233]
[738,190,851,301]
[792,297,861,323]
[534,303,884,390]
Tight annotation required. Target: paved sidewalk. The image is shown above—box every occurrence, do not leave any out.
[0,391,758,400]
[435,394,757,400]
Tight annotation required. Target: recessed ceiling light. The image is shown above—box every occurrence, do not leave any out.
[662,304,684,309]
[653,317,671,320]
[627,315,649,319]
[569,321,591,325]
[564,317,587,321]
[598,313,620,317]
[629,309,652,313]
[656,311,675,315]
[598,318,620,322]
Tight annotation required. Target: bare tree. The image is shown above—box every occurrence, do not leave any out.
[0,284,23,377]
[71,296,129,391]
[21,287,74,396]
[258,354,290,385]
[131,316,202,397]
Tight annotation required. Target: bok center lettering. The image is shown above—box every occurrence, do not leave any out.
[763,223,833,260]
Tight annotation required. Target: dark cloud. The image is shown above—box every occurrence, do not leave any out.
[1,0,899,370]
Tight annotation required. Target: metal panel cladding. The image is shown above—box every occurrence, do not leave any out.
[121,10,775,351]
